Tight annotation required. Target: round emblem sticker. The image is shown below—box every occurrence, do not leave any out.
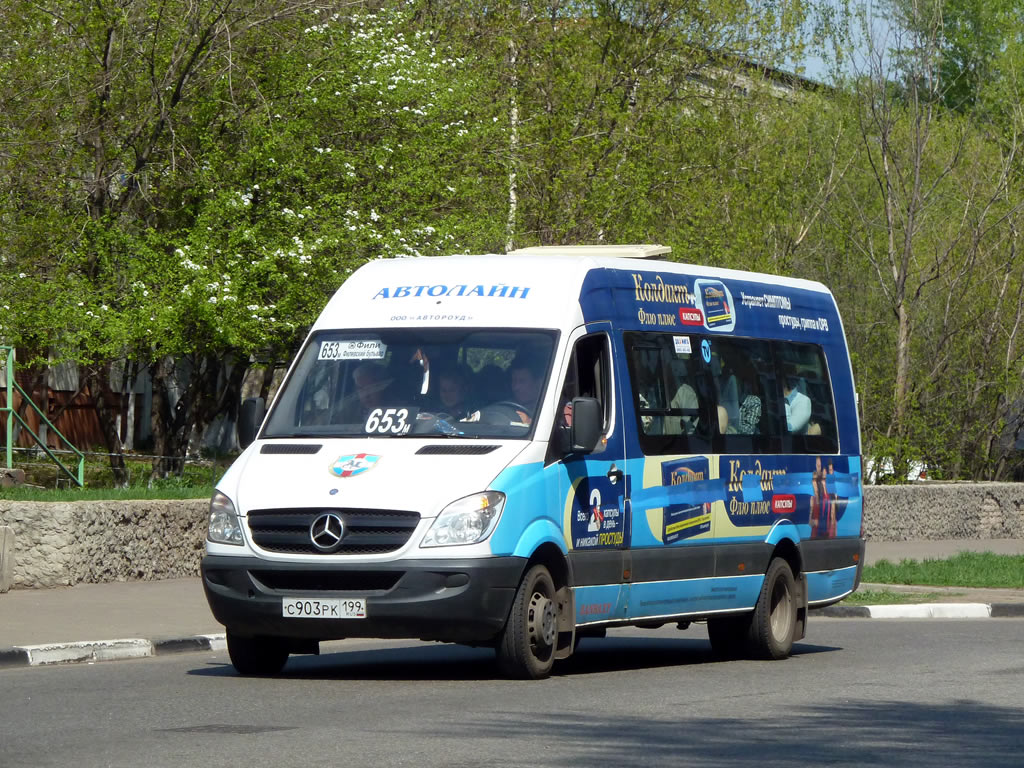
[329,453,381,478]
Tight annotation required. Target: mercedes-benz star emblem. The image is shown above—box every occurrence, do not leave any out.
[309,512,345,552]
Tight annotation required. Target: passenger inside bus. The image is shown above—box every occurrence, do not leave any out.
[783,364,812,433]
[437,366,475,420]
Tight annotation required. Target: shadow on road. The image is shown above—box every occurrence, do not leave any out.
[180,635,1024,766]
[187,634,841,682]
[440,701,1024,768]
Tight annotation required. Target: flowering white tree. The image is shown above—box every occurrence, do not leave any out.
[0,2,506,479]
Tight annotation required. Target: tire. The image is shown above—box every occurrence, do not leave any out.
[706,615,750,659]
[226,632,290,676]
[747,557,798,660]
[496,565,558,679]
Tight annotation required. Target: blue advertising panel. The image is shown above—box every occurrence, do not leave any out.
[568,473,630,550]
[694,279,735,331]
[660,457,712,542]
[722,454,858,539]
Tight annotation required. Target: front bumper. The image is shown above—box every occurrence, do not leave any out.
[201,554,526,643]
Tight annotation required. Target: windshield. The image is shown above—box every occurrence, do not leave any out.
[263,328,559,439]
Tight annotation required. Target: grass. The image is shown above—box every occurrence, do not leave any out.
[843,589,962,605]
[862,552,1024,590]
[1,454,224,500]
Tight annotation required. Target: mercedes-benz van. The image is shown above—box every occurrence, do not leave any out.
[202,245,864,678]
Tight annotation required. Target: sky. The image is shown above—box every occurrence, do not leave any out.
[789,0,892,85]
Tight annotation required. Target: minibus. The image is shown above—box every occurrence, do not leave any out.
[202,245,864,679]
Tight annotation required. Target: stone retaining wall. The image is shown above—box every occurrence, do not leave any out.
[862,483,1024,541]
[0,500,206,588]
[1,484,1023,588]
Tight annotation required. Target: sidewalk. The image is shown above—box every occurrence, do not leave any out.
[0,577,219,648]
[1,539,1023,669]
[0,577,224,668]
[864,538,1024,565]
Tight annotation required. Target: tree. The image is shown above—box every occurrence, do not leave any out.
[1,0,338,482]
[819,0,1024,480]
[444,0,815,250]
[1,2,510,480]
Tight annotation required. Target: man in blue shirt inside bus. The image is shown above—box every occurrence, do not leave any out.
[783,369,812,434]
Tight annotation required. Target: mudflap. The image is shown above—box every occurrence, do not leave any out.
[793,571,808,642]
[554,584,575,659]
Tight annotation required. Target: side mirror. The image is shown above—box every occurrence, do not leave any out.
[238,397,266,449]
[569,397,602,454]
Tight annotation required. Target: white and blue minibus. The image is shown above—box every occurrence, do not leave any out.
[202,245,865,678]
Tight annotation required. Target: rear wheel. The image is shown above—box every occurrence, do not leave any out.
[747,557,798,659]
[226,632,290,676]
[496,565,558,679]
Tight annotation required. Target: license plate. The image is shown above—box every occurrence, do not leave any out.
[282,597,366,619]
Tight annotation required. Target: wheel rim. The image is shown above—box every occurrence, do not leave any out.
[769,576,794,642]
[527,589,557,653]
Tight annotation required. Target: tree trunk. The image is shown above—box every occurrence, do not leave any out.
[84,362,129,487]
[149,356,179,481]
[149,353,251,482]
[891,300,912,444]
[505,37,520,252]
[123,361,136,452]
[258,365,276,403]
[191,354,250,457]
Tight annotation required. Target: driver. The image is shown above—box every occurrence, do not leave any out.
[505,354,544,425]
[462,352,546,427]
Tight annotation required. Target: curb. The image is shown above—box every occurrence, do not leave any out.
[814,603,1024,619]
[3,602,1024,669]
[0,633,226,669]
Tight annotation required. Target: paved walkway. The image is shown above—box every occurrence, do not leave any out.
[0,577,219,648]
[864,538,1024,565]
[0,539,1022,668]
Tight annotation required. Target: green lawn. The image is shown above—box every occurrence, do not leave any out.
[862,552,1024,589]
[843,589,965,605]
[1,454,224,500]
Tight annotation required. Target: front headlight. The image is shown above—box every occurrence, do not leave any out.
[207,491,244,545]
[420,491,505,548]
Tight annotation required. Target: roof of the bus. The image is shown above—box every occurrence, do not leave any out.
[502,246,831,293]
[312,248,832,332]
[348,248,830,291]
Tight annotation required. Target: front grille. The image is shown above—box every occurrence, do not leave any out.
[250,569,402,593]
[247,508,420,555]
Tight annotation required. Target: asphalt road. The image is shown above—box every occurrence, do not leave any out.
[2,619,1022,768]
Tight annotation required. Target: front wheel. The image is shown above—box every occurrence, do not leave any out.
[226,632,290,676]
[496,564,558,679]
[747,557,798,660]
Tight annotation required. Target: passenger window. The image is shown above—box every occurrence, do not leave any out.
[625,332,712,456]
[623,333,839,457]
[776,343,839,454]
[709,337,782,454]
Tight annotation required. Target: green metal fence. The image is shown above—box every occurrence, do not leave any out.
[1,346,85,487]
